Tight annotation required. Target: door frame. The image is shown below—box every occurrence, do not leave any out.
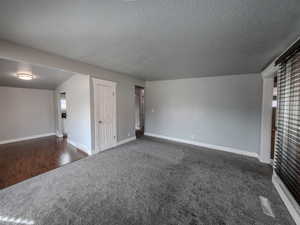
[134,85,145,137]
[93,78,117,152]
[260,65,277,164]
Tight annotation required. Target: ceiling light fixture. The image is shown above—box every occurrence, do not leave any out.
[16,73,34,81]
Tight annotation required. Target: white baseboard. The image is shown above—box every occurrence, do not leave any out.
[272,172,300,225]
[67,139,91,155]
[144,132,258,159]
[92,136,136,154]
[115,136,136,147]
[259,157,272,164]
[0,133,56,145]
[56,131,63,138]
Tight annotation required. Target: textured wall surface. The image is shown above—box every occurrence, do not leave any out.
[0,87,55,142]
[145,74,262,153]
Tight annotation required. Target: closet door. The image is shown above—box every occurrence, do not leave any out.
[94,79,117,152]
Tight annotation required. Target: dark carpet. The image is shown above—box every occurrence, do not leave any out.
[0,137,294,225]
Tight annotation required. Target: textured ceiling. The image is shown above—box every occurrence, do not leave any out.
[0,58,75,89]
[0,0,299,80]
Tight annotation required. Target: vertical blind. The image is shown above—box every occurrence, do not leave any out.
[274,49,300,205]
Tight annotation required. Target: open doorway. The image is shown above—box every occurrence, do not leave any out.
[0,58,88,189]
[271,76,277,161]
[60,92,68,138]
[135,86,145,138]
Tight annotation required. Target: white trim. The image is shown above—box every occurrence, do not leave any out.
[92,136,136,153]
[92,78,117,153]
[272,172,300,225]
[0,133,56,145]
[259,77,275,164]
[261,37,300,78]
[93,78,116,87]
[261,62,279,79]
[145,133,258,158]
[115,136,136,147]
[67,139,91,155]
[56,131,63,138]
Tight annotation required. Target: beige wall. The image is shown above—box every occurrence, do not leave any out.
[0,87,55,143]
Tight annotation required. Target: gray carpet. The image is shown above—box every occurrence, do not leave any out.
[0,137,295,225]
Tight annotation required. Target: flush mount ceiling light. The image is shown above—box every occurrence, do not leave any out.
[16,73,34,81]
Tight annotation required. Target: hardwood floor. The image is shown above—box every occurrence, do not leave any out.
[0,136,88,189]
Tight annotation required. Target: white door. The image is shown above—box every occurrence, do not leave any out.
[93,79,117,152]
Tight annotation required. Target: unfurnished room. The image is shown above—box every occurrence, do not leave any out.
[0,1,299,225]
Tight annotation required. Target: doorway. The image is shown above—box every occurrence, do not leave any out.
[93,79,117,152]
[60,92,68,138]
[135,86,145,138]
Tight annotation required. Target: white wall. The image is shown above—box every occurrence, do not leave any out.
[145,74,262,154]
[0,87,55,143]
[56,74,92,155]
